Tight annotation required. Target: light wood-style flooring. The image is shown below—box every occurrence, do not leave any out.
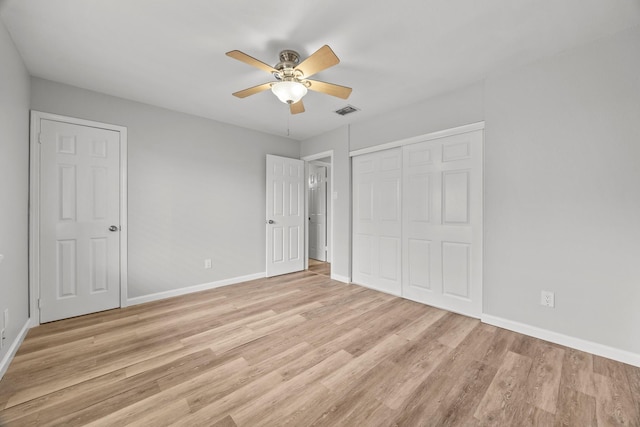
[308,259,330,277]
[1,270,639,426]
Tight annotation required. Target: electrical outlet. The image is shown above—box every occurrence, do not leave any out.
[541,291,555,308]
[204,259,212,269]
[1,308,7,349]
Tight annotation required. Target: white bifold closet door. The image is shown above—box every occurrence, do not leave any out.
[402,130,483,317]
[352,148,402,295]
[351,129,482,318]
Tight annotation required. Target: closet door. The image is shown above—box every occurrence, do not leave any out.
[352,148,402,295]
[402,130,483,317]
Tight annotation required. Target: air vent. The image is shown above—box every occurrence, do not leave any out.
[334,105,360,116]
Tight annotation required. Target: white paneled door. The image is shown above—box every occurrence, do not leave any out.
[308,164,327,262]
[39,119,122,323]
[352,148,402,295]
[266,155,305,277]
[402,130,483,317]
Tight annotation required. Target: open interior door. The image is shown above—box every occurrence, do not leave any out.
[308,163,327,262]
[266,155,305,277]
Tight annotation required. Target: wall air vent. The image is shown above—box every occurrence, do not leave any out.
[334,105,360,116]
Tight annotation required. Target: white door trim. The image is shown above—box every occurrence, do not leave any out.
[349,122,485,157]
[302,150,334,271]
[29,111,128,326]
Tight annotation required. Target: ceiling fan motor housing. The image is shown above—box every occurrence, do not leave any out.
[274,50,303,80]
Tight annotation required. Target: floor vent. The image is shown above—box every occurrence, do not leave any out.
[334,105,360,116]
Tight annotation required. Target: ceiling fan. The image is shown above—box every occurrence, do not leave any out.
[226,45,352,114]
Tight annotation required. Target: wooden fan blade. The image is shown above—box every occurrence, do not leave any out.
[306,80,352,99]
[226,50,277,74]
[232,82,273,98]
[295,45,339,78]
[290,100,305,114]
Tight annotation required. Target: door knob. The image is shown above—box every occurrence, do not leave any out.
[267,220,275,224]
[109,225,119,232]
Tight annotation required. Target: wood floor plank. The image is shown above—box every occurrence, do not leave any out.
[1,272,639,426]
[332,295,391,325]
[625,362,640,426]
[555,386,598,427]
[389,367,457,426]
[81,357,249,427]
[175,370,285,426]
[276,328,363,380]
[209,415,238,427]
[438,322,497,368]
[0,369,127,423]
[473,350,533,425]
[5,340,184,408]
[382,338,452,409]
[313,391,397,427]
[524,341,565,414]
[309,360,400,427]
[396,305,448,340]
[431,360,498,425]
[593,355,639,426]
[320,333,408,392]
[231,351,351,426]
[480,326,520,368]
[185,342,312,413]
[436,314,480,348]
[179,309,276,347]
[3,348,217,425]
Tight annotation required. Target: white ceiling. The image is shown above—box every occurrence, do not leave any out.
[1,0,638,140]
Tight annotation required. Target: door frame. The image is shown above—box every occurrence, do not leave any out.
[29,111,128,326]
[302,150,334,271]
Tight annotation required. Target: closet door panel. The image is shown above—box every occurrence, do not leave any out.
[402,130,483,317]
[352,148,402,295]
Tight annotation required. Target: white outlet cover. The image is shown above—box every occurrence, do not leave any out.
[541,291,555,308]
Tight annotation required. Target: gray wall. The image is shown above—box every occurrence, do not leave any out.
[303,26,640,357]
[484,26,640,354]
[349,81,485,151]
[0,17,30,367]
[31,78,300,299]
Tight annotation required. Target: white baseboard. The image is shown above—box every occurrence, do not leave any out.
[127,272,266,306]
[482,314,640,368]
[349,280,402,297]
[330,273,351,284]
[0,318,31,380]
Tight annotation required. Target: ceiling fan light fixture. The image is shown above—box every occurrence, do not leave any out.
[271,81,307,104]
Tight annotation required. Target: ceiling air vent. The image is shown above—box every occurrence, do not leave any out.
[334,105,360,116]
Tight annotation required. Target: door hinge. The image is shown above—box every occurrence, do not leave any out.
[38,298,43,309]
[38,133,42,144]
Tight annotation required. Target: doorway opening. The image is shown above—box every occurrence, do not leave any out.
[303,151,333,279]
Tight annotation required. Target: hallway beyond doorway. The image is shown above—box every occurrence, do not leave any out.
[308,259,330,277]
